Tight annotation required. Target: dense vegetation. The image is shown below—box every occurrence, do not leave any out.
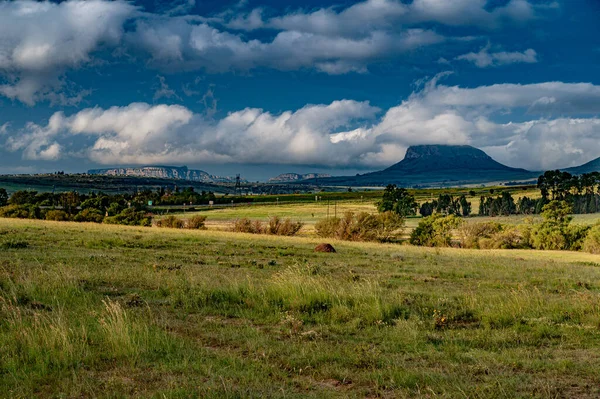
[0,187,250,226]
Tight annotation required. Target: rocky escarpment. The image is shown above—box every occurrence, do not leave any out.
[268,173,331,183]
[88,166,239,183]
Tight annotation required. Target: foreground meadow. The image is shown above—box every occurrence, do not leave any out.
[2,219,600,398]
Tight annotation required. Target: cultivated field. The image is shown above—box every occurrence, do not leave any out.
[2,219,600,398]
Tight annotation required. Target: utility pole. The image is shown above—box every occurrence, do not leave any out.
[235,174,241,196]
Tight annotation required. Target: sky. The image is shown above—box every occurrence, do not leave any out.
[0,0,599,181]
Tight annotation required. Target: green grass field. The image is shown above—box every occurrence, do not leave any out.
[165,187,545,236]
[2,218,600,398]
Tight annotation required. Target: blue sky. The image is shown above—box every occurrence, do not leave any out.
[1,0,599,180]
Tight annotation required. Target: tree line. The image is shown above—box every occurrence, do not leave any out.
[0,186,246,226]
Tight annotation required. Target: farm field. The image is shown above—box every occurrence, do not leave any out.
[2,219,600,398]
[164,187,551,236]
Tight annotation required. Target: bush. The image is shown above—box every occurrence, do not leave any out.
[460,222,503,249]
[266,216,303,236]
[104,208,151,227]
[410,214,462,247]
[315,211,404,242]
[479,226,529,250]
[375,211,406,242]
[529,200,588,251]
[186,215,207,230]
[315,217,341,238]
[583,225,600,254]
[45,210,70,221]
[232,218,264,234]
[0,204,32,219]
[74,208,104,223]
[156,215,185,229]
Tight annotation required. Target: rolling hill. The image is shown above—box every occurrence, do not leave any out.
[563,157,600,175]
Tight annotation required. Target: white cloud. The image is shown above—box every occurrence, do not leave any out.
[6,80,600,171]
[6,103,193,162]
[407,0,535,27]
[0,0,556,103]
[128,19,444,74]
[0,0,136,105]
[255,0,537,36]
[418,80,600,114]
[456,45,538,67]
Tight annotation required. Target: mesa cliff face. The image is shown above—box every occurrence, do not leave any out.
[268,173,331,183]
[88,166,238,183]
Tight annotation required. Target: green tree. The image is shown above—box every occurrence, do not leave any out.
[0,188,8,207]
[8,190,37,206]
[459,195,471,216]
[530,200,588,250]
[377,185,417,217]
[410,214,462,247]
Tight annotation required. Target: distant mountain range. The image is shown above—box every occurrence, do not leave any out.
[88,166,241,184]
[86,147,600,188]
[303,145,540,187]
[268,173,331,183]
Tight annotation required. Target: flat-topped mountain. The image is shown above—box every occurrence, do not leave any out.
[268,173,331,183]
[304,145,537,187]
[88,166,239,184]
[382,145,531,175]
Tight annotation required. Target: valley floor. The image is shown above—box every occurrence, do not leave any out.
[2,219,600,398]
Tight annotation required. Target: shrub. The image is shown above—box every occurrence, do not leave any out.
[45,210,70,221]
[374,211,405,242]
[104,208,151,227]
[266,216,303,236]
[529,200,588,251]
[0,204,32,219]
[186,215,207,230]
[232,218,264,234]
[314,211,404,242]
[156,215,185,229]
[479,226,529,250]
[583,225,600,254]
[74,208,104,223]
[531,226,568,250]
[315,217,341,238]
[459,222,503,249]
[410,214,462,247]
[566,224,591,251]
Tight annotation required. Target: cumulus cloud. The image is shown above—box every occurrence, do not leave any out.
[127,18,444,74]
[4,100,380,165]
[483,119,600,171]
[5,80,600,171]
[456,45,538,67]
[241,0,537,36]
[0,0,556,103]
[6,103,193,162]
[0,0,136,105]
